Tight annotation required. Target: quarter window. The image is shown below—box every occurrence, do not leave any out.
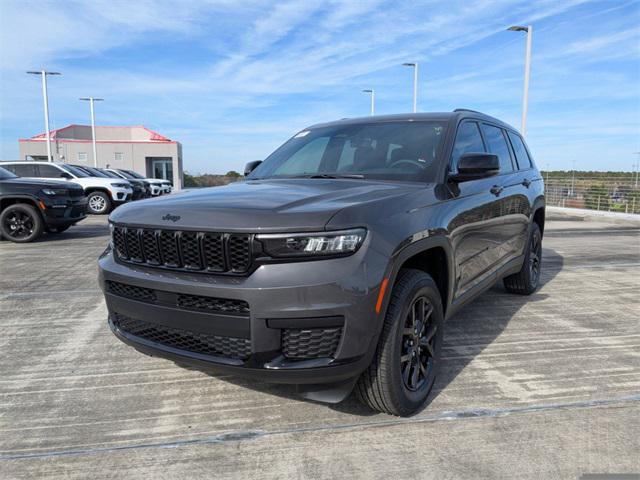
[481,124,514,173]
[38,164,64,178]
[507,131,532,169]
[451,122,485,168]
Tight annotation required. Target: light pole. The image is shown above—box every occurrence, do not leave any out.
[362,89,375,116]
[402,62,418,113]
[570,159,576,197]
[27,70,61,162]
[79,97,104,167]
[508,25,532,137]
[634,152,640,188]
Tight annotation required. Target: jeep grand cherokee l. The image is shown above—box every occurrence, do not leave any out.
[99,110,545,416]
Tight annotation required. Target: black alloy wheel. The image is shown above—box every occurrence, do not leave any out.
[400,296,437,391]
[0,204,44,243]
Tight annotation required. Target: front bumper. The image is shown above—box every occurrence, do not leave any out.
[98,241,387,384]
[111,187,133,203]
[41,196,87,227]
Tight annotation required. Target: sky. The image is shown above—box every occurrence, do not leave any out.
[0,0,639,174]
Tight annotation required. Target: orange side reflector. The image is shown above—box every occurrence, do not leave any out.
[38,201,46,210]
[375,278,389,314]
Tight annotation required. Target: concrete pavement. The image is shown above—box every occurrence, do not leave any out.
[1,210,639,479]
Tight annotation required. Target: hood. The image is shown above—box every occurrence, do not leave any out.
[110,178,424,232]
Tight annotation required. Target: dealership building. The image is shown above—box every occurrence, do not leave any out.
[18,125,183,190]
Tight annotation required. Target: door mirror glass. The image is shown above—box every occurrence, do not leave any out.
[449,153,499,182]
[60,172,73,180]
[244,160,262,176]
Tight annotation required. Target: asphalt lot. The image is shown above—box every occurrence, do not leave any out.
[1,208,639,479]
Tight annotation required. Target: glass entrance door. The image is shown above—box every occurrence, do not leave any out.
[151,159,173,184]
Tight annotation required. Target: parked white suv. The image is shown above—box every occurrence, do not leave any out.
[2,161,132,214]
[107,168,172,196]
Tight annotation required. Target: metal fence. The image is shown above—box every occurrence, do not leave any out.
[543,174,640,214]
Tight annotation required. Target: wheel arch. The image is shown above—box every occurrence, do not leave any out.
[0,195,42,214]
[381,235,454,320]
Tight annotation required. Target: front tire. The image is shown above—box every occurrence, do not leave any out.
[87,191,112,215]
[0,204,44,243]
[503,222,542,295]
[356,269,444,416]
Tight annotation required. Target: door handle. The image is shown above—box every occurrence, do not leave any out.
[522,178,531,188]
[490,185,504,196]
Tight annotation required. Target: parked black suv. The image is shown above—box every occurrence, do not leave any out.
[0,166,87,242]
[99,111,545,416]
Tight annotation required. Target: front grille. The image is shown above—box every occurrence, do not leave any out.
[282,327,342,359]
[112,225,251,275]
[112,313,251,360]
[105,280,249,317]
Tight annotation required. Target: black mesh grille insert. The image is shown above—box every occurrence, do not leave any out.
[282,327,342,359]
[125,229,143,262]
[111,226,252,275]
[177,294,249,316]
[159,230,180,267]
[228,235,251,273]
[141,230,161,265]
[106,281,156,302]
[180,232,202,269]
[112,313,251,360]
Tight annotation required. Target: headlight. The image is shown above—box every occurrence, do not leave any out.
[110,183,129,188]
[257,228,366,258]
[41,188,68,196]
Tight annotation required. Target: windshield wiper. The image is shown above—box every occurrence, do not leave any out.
[304,174,365,179]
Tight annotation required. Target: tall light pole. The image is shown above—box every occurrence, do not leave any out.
[402,62,418,113]
[79,97,104,167]
[27,70,61,162]
[362,89,375,116]
[634,152,640,188]
[508,25,532,137]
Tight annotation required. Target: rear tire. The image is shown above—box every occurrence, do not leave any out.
[87,191,112,215]
[503,222,542,295]
[0,204,44,243]
[356,269,444,416]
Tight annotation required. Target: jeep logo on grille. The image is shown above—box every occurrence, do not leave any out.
[162,214,181,222]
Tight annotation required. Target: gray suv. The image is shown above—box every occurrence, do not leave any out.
[99,110,545,416]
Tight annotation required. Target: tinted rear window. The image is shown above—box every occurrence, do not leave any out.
[481,124,514,173]
[507,131,533,169]
[6,164,37,177]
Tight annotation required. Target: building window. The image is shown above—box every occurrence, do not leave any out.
[78,152,88,162]
[114,152,124,162]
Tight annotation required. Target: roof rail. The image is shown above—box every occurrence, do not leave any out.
[453,108,484,114]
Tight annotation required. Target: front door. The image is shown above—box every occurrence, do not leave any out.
[151,158,173,184]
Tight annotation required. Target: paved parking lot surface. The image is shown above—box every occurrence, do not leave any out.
[1,209,639,479]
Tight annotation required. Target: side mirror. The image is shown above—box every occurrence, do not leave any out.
[449,153,499,182]
[244,160,262,177]
[60,172,73,180]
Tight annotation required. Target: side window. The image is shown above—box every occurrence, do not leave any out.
[451,122,485,168]
[507,131,532,169]
[9,164,38,177]
[481,124,514,173]
[38,164,64,178]
[272,136,330,175]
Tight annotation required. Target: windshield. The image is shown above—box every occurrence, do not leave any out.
[99,169,122,179]
[74,165,109,178]
[123,169,145,179]
[0,166,17,179]
[59,164,90,178]
[250,121,447,183]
